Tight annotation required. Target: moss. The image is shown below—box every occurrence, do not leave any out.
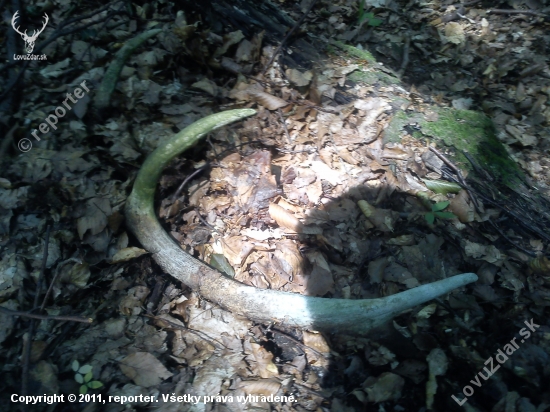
[348,69,400,86]
[384,110,411,144]
[383,108,523,186]
[328,41,400,86]
[330,40,377,63]
[328,40,523,188]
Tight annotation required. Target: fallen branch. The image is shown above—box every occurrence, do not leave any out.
[0,307,92,324]
[262,0,319,74]
[125,109,478,335]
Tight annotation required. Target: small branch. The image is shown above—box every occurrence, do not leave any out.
[262,0,319,74]
[278,108,292,143]
[428,147,480,210]
[0,306,93,323]
[34,225,51,309]
[428,150,547,253]
[40,257,82,312]
[172,165,208,201]
[195,209,219,233]
[397,36,410,78]
[487,220,537,257]
[22,223,50,396]
[488,9,546,17]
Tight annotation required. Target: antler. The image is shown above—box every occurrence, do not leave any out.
[11,11,26,37]
[125,109,479,336]
[32,13,49,40]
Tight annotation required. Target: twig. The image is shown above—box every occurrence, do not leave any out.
[40,257,82,312]
[426,148,541,254]
[278,108,292,143]
[144,314,224,350]
[60,1,124,27]
[195,209,219,233]
[288,99,340,114]
[172,165,208,201]
[488,9,546,17]
[428,147,480,210]
[462,150,493,182]
[487,220,537,257]
[397,36,410,78]
[34,225,51,309]
[22,224,51,396]
[0,307,93,323]
[470,188,550,244]
[262,0,319,74]
[432,156,549,251]
[267,326,328,358]
[146,277,166,315]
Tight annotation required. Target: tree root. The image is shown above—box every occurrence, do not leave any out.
[125,109,478,335]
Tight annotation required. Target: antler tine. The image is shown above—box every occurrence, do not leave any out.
[25,13,49,41]
[11,10,27,36]
[41,13,49,30]
[30,13,49,38]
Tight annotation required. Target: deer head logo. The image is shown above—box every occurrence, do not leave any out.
[11,11,49,54]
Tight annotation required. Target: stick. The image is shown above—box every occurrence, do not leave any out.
[262,0,319,74]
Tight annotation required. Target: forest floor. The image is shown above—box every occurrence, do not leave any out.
[1,0,550,411]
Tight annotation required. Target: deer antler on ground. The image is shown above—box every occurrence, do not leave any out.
[125,109,478,335]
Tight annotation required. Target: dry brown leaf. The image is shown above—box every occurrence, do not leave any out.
[336,147,359,165]
[77,197,111,239]
[529,255,550,275]
[249,91,288,110]
[237,379,281,396]
[358,200,399,232]
[387,234,415,246]
[119,352,173,388]
[191,78,219,97]
[57,262,90,289]
[110,247,148,263]
[302,330,330,368]
[269,203,304,232]
[286,68,313,87]
[304,251,334,296]
[302,330,330,353]
[250,342,279,378]
[449,190,475,223]
[364,372,404,403]
[426,348,448,409]
[221,236,255,266]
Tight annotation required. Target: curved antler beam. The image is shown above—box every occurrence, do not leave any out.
[125,109,478,335]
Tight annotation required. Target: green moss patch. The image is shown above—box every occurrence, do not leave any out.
[384,107,523,185]
[328,41,523,187]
